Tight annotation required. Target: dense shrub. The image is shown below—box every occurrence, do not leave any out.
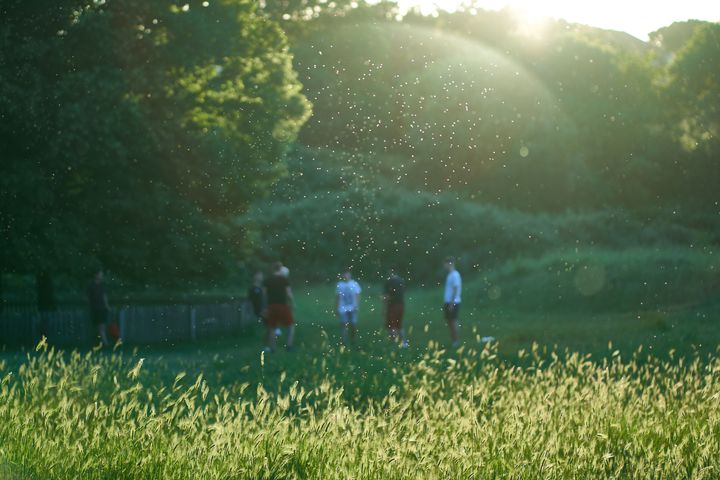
[243,146,716,297]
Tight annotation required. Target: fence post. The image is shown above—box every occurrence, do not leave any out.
[190,306,197,342]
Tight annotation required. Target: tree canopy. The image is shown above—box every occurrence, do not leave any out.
[2,2,718,290]
[0,0,311,283]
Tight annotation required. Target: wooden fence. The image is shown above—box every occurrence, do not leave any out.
[0,300,255,348]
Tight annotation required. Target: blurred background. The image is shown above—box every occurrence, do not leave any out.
[1,0,718,353]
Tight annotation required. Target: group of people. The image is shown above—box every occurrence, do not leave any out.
[248,257,463,352]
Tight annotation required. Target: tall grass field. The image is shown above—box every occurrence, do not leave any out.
[1,282,720,479]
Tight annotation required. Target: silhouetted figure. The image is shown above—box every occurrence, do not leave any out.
[384,267,407,347]
[36,272,56,340]
[336,270,361,346]
[262,262,295,352]
[443,257,462,347]
[88,270,110,347]
[248,271,265,323]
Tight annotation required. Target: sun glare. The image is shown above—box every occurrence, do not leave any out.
[506,5,550,38]
[397,0,720,39]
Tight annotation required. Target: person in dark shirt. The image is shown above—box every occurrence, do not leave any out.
[87,269,110,347]
[262,262,295,352]
[36,271,56,340]
[247,271,265,323]
[383,267,407,347]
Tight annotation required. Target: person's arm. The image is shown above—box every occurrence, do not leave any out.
[450,274,459,305]
[335,283,342,315]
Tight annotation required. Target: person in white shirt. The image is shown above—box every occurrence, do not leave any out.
[336,271,361,346]
[443,257,462,347]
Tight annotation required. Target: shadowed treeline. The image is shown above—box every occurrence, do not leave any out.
[1,1,718,310]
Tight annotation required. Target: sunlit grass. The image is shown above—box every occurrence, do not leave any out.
[1,334,719,478]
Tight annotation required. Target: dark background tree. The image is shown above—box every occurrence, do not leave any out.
[1,0,311,303]
[663,23,720,206]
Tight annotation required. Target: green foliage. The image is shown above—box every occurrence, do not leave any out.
[483,247,720,312]
[244,146,718,289]
[240,9,720,287]
[0,0,311,282]
[666,23,720,154]
[289,12,700,210]
[291,22,591,209]
[650,20,709,53]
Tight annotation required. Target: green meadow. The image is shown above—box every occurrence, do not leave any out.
[2,276,720,479]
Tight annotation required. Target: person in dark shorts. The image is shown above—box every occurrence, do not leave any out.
[443,257,462,347]
[262,262,295,352]
[247,271,265,324]
[383,267,408,348]
[87,269,110,347]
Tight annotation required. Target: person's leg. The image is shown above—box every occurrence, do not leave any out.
[340,322,348,346]
[264,306,276,351]
[339,312,349,346]
[451,304,460,346]
[387,303,401,344]
[348,311,358,344]
[98,323,110,346]
[348,322,357,344]
[264,325,276,351]
[443,303,458,345]
[286,324,295,349]
[449,320,459,346]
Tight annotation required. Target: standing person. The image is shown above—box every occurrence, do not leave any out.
[383,267,407,348]
[336,270,361,346]
[36,271,56,341]
[262,262,295,352]
[275,267,289,338]
[247,271,265,324]
[443,257,462,347]
[87,269,111,347]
